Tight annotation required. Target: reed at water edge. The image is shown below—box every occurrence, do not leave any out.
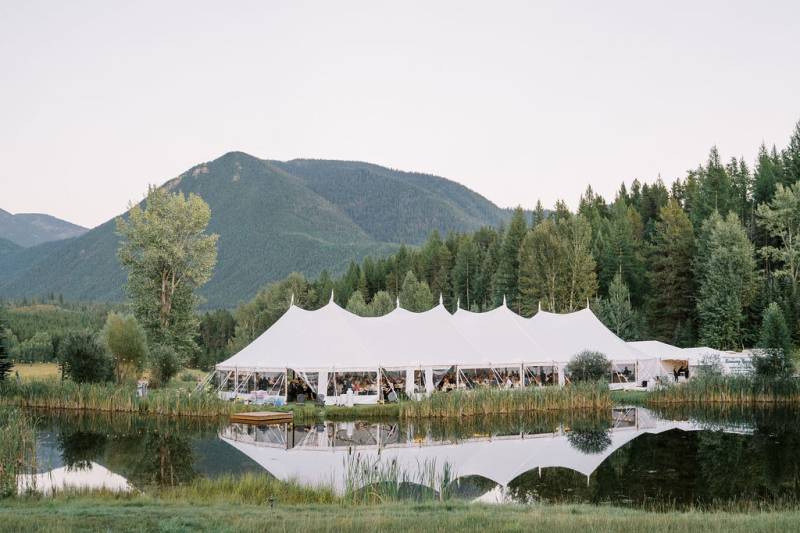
[0,379,252,417]
[647,375,800,405]
[399,382,611,419]
[0,406,37,498]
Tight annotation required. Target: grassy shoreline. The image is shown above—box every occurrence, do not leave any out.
[4,374,800,424]
[1,379,613,420]
[3,496,799,532]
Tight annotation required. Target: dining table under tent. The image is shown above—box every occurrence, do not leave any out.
[215,295,665,405]
[451,298,553,389]
[215,293,381,405]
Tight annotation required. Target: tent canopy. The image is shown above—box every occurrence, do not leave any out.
[218,301,655,374]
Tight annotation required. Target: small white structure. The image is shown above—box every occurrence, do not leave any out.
[629,341,754,380]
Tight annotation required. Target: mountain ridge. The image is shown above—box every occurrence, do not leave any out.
[0,152,515,307]
[0,208,88,247]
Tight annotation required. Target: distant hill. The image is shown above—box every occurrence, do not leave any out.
[0,208,88,247]
[0,152,513,308]
[0,237,22,258]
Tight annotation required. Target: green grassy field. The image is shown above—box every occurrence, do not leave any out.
[12,363,61,382]
[1,498,798,533]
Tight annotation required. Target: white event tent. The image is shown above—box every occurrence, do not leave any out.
[630,341,754,376]
[216,295,667,405]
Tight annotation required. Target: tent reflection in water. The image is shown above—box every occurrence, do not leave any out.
[215,293,744,405]
[218,407,716,494]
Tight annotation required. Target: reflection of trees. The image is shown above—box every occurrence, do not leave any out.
[567,416,612,454]
[121,431,197,487]
[449,475,499,500]
[567,430,611,454]
[58,430,108,470]
[696,408,800,504]
[508,468,592,504]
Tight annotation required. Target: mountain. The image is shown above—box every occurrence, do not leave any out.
[0,152,513,308]
[0,237,22,258]
[0,208,88,247]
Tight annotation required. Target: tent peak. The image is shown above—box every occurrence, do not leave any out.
[329,289,335,304]
[538,300,541,312]
[396,296,401,309]
[502,294,507,307]
[290,292,295,306]
[439,293,443,305]
[456,297,460,310]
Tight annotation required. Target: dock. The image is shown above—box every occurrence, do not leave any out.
[229,411,294,425]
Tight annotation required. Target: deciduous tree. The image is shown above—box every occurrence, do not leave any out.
[116,186,218,361]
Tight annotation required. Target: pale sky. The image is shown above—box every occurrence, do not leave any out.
[1,0,799,228]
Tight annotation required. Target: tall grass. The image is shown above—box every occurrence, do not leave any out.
[0,407,37,498]
[400,382,611,418]
[159,473,338,505]
[0,379,256,418]
[648,375,800,405]
[342,454,455,504]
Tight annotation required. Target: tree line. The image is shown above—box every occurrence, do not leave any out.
[230,120,800,360]
[1,120,799,383]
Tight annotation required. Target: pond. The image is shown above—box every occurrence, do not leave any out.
[20,406,800,508]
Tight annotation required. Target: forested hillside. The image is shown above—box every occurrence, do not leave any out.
[0,209,87,247]
[229,120,800,355]
[0,238,21,258]
[0,153,513,307]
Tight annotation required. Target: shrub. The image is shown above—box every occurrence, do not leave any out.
[566,350,611,382]
[150,344,180,387]
[58,330,114,384]
[101,312,148,383]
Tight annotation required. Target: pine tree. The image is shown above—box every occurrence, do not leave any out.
[753,144,783,206]
[593,271,643,341]
[595,199,646,305]
[452,236,481,311]
[648,200,696,343]
[0,308,13,382]
[399,271,434,312]
[759,302,794,356]
[345,290,371,316]
[696,212,757,350]
[558,214,597,312]
[757,181,800,296]
[782,120,800,186]
[753,302,795,378]
[518,219,563,315]
[531,200,545,227]
[518,214,596,314]
[492,207,527,310]
[369,291,395,316]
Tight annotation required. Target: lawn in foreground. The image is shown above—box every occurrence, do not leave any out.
[1,499,798,533]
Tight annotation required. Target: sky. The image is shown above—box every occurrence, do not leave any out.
[1,1,799,229]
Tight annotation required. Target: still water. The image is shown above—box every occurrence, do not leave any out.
[22,406,800,507]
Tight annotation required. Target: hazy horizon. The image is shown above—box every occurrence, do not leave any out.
[2,0,799,228]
